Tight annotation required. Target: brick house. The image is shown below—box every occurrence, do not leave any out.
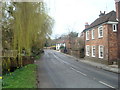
[83,1,120,65]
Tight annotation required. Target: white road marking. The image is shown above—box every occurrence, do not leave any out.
[71,67,87,76]
[53,51,115,88]
[53,54,77,68]
[53,54,87,77]
[53,52,116,88]
[51,59,58,64]
[99,81,115,88]
[53,54,65,63]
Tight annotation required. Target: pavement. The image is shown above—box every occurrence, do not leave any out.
[60,52,119,74]
[80,60,119,74]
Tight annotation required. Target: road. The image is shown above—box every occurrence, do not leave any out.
[36,49,119,89]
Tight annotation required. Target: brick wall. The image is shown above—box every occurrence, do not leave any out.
[118,22,120,66]
[108,24,118,64]
[115,0,120,66]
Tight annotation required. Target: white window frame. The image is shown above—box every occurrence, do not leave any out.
[86,31,89,40]
[112,24,117,32]
[92,46,96,57]
[98,26,103,38]
[99,45,104,58]
[86,45,90,56]
[92,29,95,39]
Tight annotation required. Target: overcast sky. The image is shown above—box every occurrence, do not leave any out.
[44,0,115,38]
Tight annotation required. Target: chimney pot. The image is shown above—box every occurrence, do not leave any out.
[99,11,105,17]
[85,22,89,29]
[115,0,120,21]
[104,11,106,14]
[115,0,120,2]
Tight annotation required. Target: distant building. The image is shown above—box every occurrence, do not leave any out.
[56,40,66,51]
[83,1,120,65]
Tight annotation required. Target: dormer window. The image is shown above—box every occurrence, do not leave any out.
[98,26,103,38]
[112,24,117,32]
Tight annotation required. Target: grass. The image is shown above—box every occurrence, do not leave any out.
[0,80,2,90]
[3,64,37,88]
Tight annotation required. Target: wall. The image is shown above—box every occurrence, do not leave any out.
[108,24,118,64]
[117,22,120,66]
[115,0,120,66]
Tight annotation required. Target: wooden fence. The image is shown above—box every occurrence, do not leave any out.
[2,50,18,58]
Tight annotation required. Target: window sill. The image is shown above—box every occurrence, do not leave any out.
[92,56,95,57]
[113,30,117,32]
[98,37,103,39]
[99,57,104,59]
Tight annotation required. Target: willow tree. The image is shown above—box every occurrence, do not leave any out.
[2,2,53,70]
[2,2,16,72]
[12,2,53,66]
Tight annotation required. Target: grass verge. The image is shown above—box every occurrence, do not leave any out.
[0,80,2,90]
[3,64,37,88]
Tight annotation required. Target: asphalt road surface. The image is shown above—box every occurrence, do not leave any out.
[36,49,119,89]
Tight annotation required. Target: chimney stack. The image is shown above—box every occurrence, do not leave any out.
[115,0,120,21]
[85,22,89,29]
[115,0,120,65]
[99,11,105,17]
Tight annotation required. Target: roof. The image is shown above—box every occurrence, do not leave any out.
[84,11,118,31]
[57,40,66,44]
[56,39,70,44]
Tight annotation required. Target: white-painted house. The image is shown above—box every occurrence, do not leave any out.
[56,41,66,51]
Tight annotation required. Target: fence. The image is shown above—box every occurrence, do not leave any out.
[2,50,34,74]
[2,50,18,58]
[62,49,85,59]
